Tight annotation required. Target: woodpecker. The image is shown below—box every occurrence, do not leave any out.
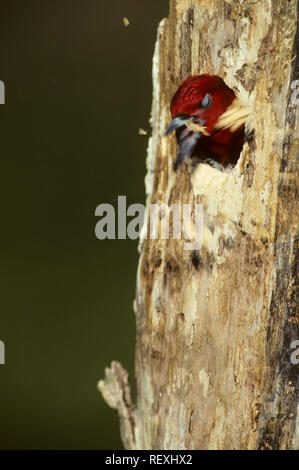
[165,74,248,171]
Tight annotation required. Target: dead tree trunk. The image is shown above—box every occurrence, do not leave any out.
[99,0,299,450]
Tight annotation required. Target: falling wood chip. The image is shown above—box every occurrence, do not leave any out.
[123,17,130,27]
[138,128,148,135]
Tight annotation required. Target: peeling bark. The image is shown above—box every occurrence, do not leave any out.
[98,362,136,450]
[100,0,298,450]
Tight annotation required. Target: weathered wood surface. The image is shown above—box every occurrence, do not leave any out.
[100,0,298,450]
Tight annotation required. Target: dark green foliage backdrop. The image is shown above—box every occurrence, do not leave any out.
[0,0,168,449]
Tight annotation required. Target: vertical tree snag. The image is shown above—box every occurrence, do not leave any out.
[99,0,298,449]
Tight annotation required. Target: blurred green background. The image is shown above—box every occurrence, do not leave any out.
[0,0,168,449]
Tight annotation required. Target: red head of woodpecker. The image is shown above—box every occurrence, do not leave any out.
[165,74,246,171]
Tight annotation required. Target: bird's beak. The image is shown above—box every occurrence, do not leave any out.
[165,114,203,170]
[164,114,194,135]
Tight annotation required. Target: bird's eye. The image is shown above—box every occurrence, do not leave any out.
[201,93,212,109]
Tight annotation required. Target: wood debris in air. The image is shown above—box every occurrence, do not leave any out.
[138,128,148,135]
[122,17,130,27]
